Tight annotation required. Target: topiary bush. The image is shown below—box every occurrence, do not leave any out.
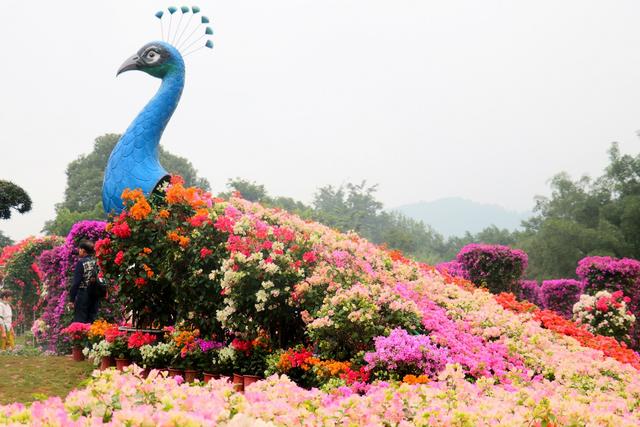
[539,279,583,319]
[576,256,640,311]
[456,244,528,294]
[517,280,541,307]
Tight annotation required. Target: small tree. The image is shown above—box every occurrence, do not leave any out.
[0,180,32,220]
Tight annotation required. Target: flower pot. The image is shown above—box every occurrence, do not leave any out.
[232,373,244,392]
[140,368,151,379]
[203,372,220,384]
[100,356,115,370]
[243,374,260,388]
[183,369,199,383]
[168,368,183,378]
[115,358,131,371]
[71,346,85,362]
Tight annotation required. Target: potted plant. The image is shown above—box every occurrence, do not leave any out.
[195,339,224,383]
[140,342,176,375]
[60,322,91,361]
[243,335,270,388]
[127,331,157,368]
[85,339,114,370]
[104,325,129,370]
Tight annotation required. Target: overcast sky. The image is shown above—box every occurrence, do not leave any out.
[2,1,640,241]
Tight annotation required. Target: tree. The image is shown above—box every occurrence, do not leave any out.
[43,133,211,235]
[0,230,12,249]
[516,142,640,280]
[0,180,32,220]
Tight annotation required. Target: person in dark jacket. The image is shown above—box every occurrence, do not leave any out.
[70,239,101,323]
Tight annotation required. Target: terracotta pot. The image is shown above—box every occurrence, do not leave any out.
[168,368,183,378]
[71,346,85,362]
[115,358,131,371]
[203,372,219,384]
[183,369,199,383]
[243,374,260,388]
[100,356,115,370]
[232,373,244,392]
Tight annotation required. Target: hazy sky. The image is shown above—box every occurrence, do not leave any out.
[2,1,640,241]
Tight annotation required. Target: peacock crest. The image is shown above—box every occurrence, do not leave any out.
[101,6,213,215]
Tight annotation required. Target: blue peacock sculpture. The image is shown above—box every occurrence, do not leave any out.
[102,6,213,214]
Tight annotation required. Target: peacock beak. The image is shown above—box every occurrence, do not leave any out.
[117,55,141,76]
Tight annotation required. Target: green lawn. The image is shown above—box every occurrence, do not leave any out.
[0,336,94,405]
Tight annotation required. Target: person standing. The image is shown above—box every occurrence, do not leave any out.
[0,290,15,350]
[70,240,101,323]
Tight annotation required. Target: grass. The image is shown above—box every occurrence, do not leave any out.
[0,336,94,405]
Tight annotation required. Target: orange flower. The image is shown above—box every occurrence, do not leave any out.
[143,247,152,254]
[402,374,429,384]
[105,223,113,232]
[158,209,170,219]
[121,188,144,201]
[167,231,181,242]
[130,198,152,220]
[143,264,154,278]
[179,236,190,248]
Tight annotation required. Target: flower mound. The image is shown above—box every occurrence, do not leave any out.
[573,290,636,343]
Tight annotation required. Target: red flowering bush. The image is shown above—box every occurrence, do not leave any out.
[0,236,62,331]
[60,322,91,346]
[96,179,225,334]
[456,244,528,294]
[573,291,636,344]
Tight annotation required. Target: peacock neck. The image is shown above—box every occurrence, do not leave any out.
[125,68,185,155]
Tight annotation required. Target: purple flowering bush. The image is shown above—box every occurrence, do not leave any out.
[539,279,583,319]
[577,256,640,310]
[517,280,541,307]
[435,260,469,280]
[364,328,449,380]
[35,220,123,353]
[456,244,528,294]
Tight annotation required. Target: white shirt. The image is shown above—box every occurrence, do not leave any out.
[0,302,12,330]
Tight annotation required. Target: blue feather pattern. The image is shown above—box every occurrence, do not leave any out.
[102,42,185,214]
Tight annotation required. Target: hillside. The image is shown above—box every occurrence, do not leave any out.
[395,197,531,237]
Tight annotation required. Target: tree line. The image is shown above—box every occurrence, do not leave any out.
[2,134,639,281]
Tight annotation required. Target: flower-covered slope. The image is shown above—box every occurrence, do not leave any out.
[5,186,640,425]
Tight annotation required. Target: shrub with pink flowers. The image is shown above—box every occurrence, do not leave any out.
[0,236,62,332]
[577,256,640,311]
[517,279,541,306]
[363,328,449,380]
[35,220,122,353]
[435,260,468,280]
[573,290,636,343]
[456,243,528,294]
[539,279,583,319]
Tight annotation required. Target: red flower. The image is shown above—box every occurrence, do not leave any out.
[200,247,213,259]
[302,251,317,263]
[134,277,147,287]
[231,338,253,355]
[127,332,157,349]
[114,251,125,265]
[112,222,131,239]
[595,297,609,312]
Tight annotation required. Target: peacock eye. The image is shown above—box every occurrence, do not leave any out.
[147,51,157,58]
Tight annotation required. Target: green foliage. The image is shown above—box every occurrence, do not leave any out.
[0,231,13,249]
[0,180,32,220]
[518,143,640,280]
[44,133,211,235]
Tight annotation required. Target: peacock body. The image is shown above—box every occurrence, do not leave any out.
[102,7,213,214]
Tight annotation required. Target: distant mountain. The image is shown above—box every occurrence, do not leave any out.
[394,198,531,238]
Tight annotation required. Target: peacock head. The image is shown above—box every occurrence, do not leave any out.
[117,41,184,79]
